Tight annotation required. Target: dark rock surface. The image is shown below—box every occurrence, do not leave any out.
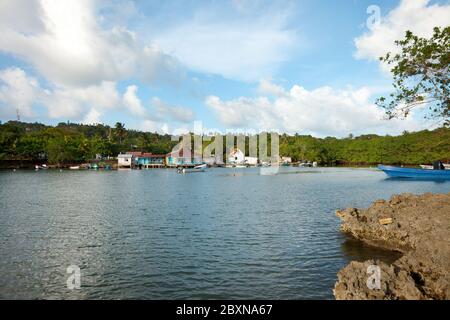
[334,192,450,300]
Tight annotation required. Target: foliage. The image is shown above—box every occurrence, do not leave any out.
[0,121,177,164]
[376,27,450,125]
[0,121,449,165]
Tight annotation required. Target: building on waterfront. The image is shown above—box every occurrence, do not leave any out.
[280,157,292,165]
[228,148,245,165]
[166,148,197,167]
[135,152,166,168]
[244,156,258,166]
[117,153,133,168]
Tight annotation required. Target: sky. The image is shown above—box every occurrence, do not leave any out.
[0,0,449,137]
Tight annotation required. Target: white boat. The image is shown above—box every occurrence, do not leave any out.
[35,164,48,170]
[299,162,311,167]
[420,164,450,170]
[178,164,207,173]
[69,166,80,170]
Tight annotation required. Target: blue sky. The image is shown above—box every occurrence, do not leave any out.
[0,0,448,137]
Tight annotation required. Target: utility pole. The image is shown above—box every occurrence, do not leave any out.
[16,108,20,121]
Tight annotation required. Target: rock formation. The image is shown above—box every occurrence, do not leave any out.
[334,192,450,300]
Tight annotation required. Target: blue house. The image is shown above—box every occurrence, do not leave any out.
[135,152,166,168]
[166,148,199,167]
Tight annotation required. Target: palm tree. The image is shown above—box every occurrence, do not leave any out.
[114,122,126,144]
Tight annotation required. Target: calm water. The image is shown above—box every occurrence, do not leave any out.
[1,167,449,299]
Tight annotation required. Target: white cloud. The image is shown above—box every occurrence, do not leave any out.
[153,11,298,81]
[123,85,147,117]
[82,108,101,124]
[0,68,40,118]
[206,80,427,137]
[0,67,122,120]
[258,79,287,97]
[152,97,195,123]
[355,0,450,66]
[0,0,181,87]
[45,81,121,119]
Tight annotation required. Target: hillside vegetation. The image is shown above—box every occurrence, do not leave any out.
[0,121,449,165]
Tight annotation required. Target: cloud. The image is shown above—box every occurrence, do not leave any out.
[0,67,40,118]
[0,66,194,131]
[139,119,171,135]
[354,0,450,66]
[206,80,427,137]
[82,108,101,124]
[0,0,181,87]
[258,79,287,97]
[123,85,147,117]
[153,8,299,81]
[45,81,121,119]
[152,97,195,123]
[0,67,122,120]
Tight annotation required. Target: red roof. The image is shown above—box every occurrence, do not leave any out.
[149,154,166,158]
[127,151,143,156]
[127,152,166,158]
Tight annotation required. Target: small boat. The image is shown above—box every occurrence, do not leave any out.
[420,163,450,170]
[378,165,450,180]
[69,166,80,170]
[178,164,207,173]
[89,163,99,170]
[299,162,312,167]
[35,164,48,170]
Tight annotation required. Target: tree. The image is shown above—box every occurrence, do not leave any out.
[114,122,126,144]
[376,27,449,125]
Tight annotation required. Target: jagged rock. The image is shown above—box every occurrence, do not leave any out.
[334,192,450,300]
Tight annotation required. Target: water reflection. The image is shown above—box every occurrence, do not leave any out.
[0,167,448,299]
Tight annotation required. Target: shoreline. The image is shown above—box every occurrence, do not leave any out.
[334,192,450,300]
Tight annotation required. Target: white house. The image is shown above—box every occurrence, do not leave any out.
[228,148,245,165]
[280,156,292,164]
[118,154,133,168]
[244,156,258,166]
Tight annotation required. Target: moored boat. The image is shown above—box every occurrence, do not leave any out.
[378,164,450,179]
[178,164,207,173]
[420,163,450,170]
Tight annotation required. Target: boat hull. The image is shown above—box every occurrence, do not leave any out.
[378,165,450,180]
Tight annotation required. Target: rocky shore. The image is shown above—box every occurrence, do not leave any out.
[334,192,450,300]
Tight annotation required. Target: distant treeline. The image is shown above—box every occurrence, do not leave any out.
[0,121,177,165]
[279,129,450,165]
[0,121,449,165]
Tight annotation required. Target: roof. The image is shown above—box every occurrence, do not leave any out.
[229,148,244,156]
[139,153,166,158]
[127,151,143,156]
[141,152,153,157]
[149,154,166,158]
[118,154,133,158]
